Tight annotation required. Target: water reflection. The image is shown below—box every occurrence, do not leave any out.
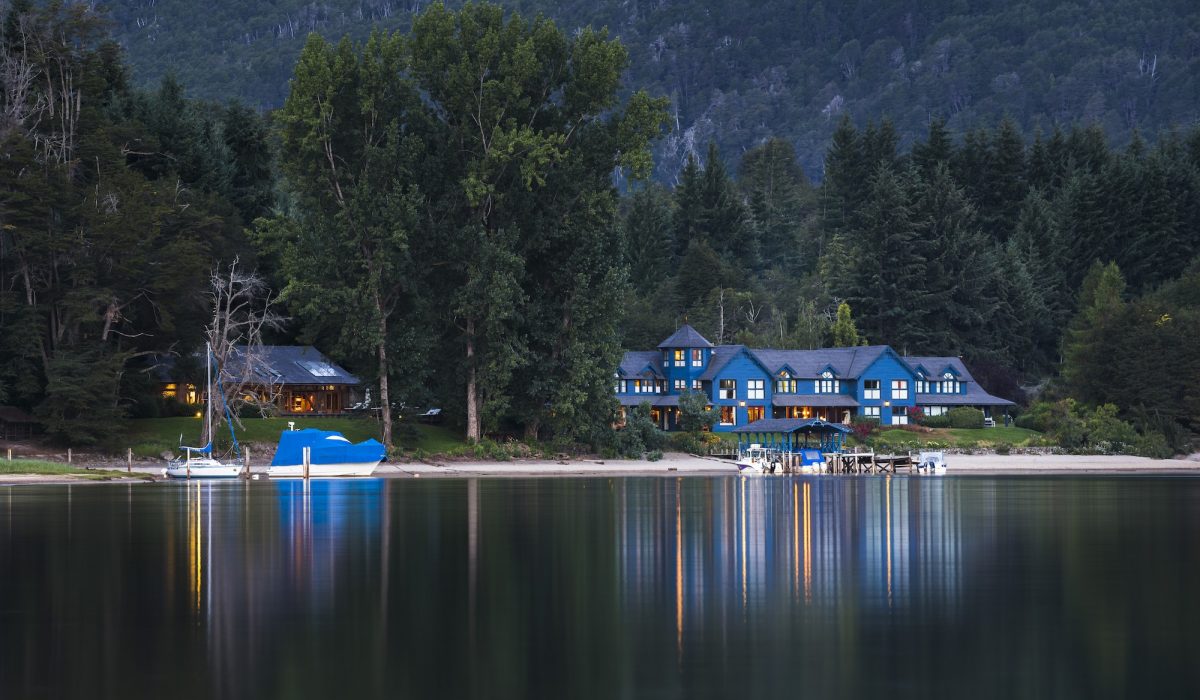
[2,476,1199,699]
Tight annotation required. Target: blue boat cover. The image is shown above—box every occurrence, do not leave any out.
[270,429,387,467]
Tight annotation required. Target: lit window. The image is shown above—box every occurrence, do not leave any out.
[674,349,685,367]
[691,349,704,367]
[674,379,687,391]
[747,406,764,423]
[719,405,736,425]
[863,379,880,399]
[817,379,840,394]
[863,406,880,419]
[718,379,737,400]
[692,379,702,390]
[776,379,796,393]
[941,380,959,393]
[891,380,909,400]
[747,380,764,400]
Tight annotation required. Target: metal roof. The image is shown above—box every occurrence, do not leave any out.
[771,394,860,407]
[151,346,362,386]
[618,351,664,378]
[732,418,853,434]
[657,324,714,349]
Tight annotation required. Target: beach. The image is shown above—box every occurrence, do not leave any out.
[3,452,1200,485]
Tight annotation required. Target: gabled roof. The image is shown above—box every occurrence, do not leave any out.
[657,324,714,349]
[697,345,776,380]
[618,351,664,378]
[150,346,362,386]
[903,356,970,381]
[746,345,893,380]
[230,346,362,385]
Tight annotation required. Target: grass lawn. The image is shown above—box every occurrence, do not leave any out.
[0,458,151,481]
[869,426,1042,449]
[124,416,384,457]
[123,416,464,457]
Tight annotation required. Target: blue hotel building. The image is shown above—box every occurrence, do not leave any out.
[616,324,1014,431]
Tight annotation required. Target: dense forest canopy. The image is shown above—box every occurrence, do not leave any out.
[1,0,1199,454]
[98,0,1200,181]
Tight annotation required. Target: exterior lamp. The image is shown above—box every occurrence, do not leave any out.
[884,401,891,407]
[738,401,746,407]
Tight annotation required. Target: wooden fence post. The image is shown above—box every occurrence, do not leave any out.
[6,448,11,461]
[302,446,310,480]
[243,447,251,479]
[127,448,132,473]
[67,448,72,465]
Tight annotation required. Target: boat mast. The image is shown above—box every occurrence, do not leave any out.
[205,341,213,445]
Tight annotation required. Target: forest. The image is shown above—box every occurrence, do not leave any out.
[97,0,1200,182]
[0,1,1198,453]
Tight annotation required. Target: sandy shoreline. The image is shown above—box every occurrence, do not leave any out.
[3,452,1199,485]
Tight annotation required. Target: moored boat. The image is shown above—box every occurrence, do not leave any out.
[266,428,386,478]
[735,444,781,475]
[163,443,243,479]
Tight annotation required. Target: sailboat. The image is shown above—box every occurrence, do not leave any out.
[163,343,244,479]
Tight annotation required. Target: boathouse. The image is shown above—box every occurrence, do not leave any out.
[616,325,1014,432]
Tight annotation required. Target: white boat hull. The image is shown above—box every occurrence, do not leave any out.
[163,463,243,479]
[267,460,381,478]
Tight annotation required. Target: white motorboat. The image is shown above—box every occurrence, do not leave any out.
[266,427,386,478]
[735,444,781,475]
[917,451,948,475]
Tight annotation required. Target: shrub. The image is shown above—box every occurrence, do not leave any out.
[921,414,951,429]
[669,432,705,455]
[850,418,878,441]
[994,443,1012,455]
[646,450,663,462]
[947,407,985,429]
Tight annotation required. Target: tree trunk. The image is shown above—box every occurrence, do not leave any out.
[466,316,480,442]
[523,420,540,441]
[377,304,392,448]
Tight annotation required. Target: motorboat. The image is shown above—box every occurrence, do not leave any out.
[735,444,781,475]
[266,428,386,477]
[917,451,948,475]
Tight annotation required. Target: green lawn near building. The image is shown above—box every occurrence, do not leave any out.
[123,416,462,458]
[0,458,152,481]
[868,426,1041,450]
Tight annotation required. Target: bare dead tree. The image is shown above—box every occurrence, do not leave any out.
[205,257,287,444]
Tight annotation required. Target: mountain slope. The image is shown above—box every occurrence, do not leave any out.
[100,0,1200,179]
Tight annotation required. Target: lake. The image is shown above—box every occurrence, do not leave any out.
[2,475,1198,698]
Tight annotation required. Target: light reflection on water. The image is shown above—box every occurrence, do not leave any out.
[2,475,1199,698]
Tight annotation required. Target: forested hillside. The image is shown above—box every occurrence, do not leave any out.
[100,0,1200,181]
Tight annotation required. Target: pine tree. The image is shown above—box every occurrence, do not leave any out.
[830,302,863,347]
[672,153,705,258]
[1063,261,1126,404]
[912,117,954,178]
[738,137,812,267]
[624,185,675,293]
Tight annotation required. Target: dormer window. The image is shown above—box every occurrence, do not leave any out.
[940,380,959,393]
[673,349,685,367]
[915,380,929,394]
[776,378,796,393]
[817,371,839,394]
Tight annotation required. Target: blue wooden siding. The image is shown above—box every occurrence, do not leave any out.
[855,352,918,424]
[709,350,772,432]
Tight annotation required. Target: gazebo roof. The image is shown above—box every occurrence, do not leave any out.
[731,418,853,434]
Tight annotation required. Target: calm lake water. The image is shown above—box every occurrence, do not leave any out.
[2,475,1199,698]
